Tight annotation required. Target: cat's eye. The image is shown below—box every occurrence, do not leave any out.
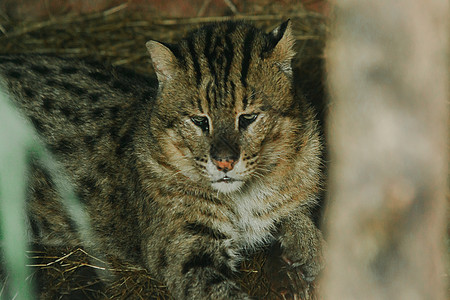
[239,114,258,130]
[191,116,209,132]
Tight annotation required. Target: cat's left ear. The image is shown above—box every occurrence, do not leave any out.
[146,40,178,85]
[267,20,296,76]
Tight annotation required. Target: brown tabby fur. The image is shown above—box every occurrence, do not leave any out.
[0,21,324,299]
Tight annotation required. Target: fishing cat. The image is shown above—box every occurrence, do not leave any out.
[0,20,324,299]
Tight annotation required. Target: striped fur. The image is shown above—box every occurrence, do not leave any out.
[0,21,323,299]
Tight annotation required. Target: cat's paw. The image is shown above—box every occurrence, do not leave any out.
[279,226,325,282]
[281,253,322,283]
[264,243,317,300]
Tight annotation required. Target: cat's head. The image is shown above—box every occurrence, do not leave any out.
[146,21,305,194]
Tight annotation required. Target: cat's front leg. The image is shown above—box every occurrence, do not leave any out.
[278,208,325,283]
[145,228,251,300]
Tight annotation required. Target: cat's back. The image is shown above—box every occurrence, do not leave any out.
[0,54,157,158]
[0,55,158,251]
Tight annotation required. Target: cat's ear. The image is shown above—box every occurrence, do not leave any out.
[146,40,178,84]
[267,20,296,76]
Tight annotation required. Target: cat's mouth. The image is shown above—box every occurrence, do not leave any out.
[216,176,236,183]
[211,176,244,193]
[214,175,245,184]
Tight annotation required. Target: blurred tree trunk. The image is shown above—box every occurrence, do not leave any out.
[322,0,448,299]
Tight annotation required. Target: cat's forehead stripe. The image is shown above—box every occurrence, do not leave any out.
[229,80,236,110]
[203,31,217,86]
[240,28,256,88]
[178,23,269,115]
[206,80,214,111]
[196,96,204,113]
[182,23,280,113]
[183,23,261,88]
[223,23,237,84]
[202,25,236,91]
[187,38,202,86]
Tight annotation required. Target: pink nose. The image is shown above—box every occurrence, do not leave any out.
[212,159,236,171]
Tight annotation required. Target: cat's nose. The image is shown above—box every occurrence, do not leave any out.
[212,159,236,172]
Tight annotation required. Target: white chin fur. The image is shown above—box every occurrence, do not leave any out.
[211,180,244,194]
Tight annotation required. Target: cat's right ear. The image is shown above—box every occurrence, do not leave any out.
[146,40,178,85]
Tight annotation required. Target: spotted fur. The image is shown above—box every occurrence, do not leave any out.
[0,21,324,299]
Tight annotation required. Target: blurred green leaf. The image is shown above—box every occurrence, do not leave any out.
[0,89,34,299]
